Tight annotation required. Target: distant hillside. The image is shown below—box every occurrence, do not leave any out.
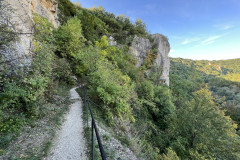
[170,58,240,129]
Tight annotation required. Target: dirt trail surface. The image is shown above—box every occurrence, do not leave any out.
[45,87,88,160]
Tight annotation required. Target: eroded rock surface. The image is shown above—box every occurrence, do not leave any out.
[152,34,170,86]
[1,0,59,65]
[130,36,152,67]
[130,34,170,85]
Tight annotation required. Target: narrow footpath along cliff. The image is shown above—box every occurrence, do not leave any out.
[45,88,87,160]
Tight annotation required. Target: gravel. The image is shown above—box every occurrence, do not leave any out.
[45,87,88,160]
[98,126,140,160]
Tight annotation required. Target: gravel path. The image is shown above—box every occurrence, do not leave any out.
[45,87,88,160]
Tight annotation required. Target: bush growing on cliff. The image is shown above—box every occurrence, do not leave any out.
[76,8,108,45]
[88,60,135,123]
[137,80,154,101]
[0,41,55,150]
[69,5,150,45]
[54,16,86,59]
[33,14,55,43]
[58,0,77,23]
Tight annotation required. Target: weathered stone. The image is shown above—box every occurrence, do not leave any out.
[1,0,59,66]
[152,34,170,86]
[30,0,59,28]
[129,36,152,67]
[108,36,117,46]
[130,34,170,86]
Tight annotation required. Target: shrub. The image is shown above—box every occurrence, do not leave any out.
[33,14,55,43]
[76,8,108,44]
[88,60,135,123]
[54,17,86,59]
[58,0,77,23]
[137,80,154,101]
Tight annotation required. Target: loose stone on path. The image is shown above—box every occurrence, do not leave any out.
[45,87,88,160]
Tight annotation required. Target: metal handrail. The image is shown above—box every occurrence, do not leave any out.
[83,88,106,160]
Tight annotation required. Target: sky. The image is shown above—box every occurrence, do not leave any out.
[71,0,240,60]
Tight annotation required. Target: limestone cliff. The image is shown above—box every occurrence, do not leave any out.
[130,34,170,86]
[1,0,59,64]
[5,0,59,28]
[130,36,152,68]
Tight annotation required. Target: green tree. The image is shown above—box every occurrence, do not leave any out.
[55,17,86,59]
[58,0,77,23]
[135,18,147,36]
[88,60,135,124]
[160,148,180,160]
[76,8,108,44]
[137,80,154,101]
[169,88,240,159]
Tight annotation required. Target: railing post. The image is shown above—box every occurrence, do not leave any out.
[92,119,94,160]
[84,88,86,110]
[84,88,89,128]
[87,97,89,128]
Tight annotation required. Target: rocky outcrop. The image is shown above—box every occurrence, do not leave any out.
[130,36,152,67]
[1,0,59,65]
[108,36,118,46]
[5,0,59,28]
[152,34,170,86]
[30,0,59,28]
[130,34,170,86]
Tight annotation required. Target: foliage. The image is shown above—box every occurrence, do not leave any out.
[0,14,74,150]
[0,1,17,47]
[54,16,86,59]
[33,14,55,43]
[71,5,150,45]
[160,148,180,160]
[0,26,16,46]
[134,18,147,37]
[137,80,154,100]
[76,8,108,45]
[170,58,240,128]
[58,0,77,23]
[141,43,158,70]
[168,88,240,159]
[2,1,240,159]
[88,60,135,123]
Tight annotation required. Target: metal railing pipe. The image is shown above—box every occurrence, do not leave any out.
[83,87,106,160]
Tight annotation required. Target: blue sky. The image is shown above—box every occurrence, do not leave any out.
[71,0,240,60]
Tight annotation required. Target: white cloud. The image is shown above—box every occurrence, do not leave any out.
[214,24,233,30]
[181,37,200,45]
[201,35,222,45]
[221,25,232,30]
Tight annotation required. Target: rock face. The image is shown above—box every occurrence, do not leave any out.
[130,34,170,86]
[1,0,59,65]
[130,36,152,67]
[5,0,59,28]
[152,34,170,86]
[108,36,118,46]
[30,0,59,27]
